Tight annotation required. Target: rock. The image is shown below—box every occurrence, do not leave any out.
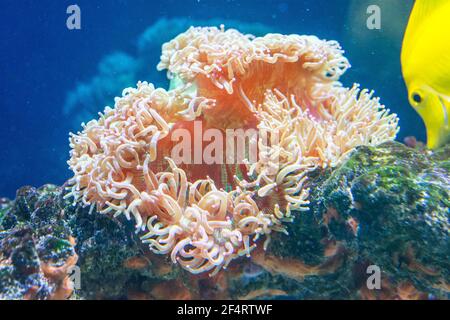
[0,185,77,300]
[266,141,449,299]
[62,189,169,299]
[1,142,448,299]
[0,183,180,300]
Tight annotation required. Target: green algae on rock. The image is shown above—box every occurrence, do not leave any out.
[263,141,449,299]
[0,185,77,300]
[62,188,180,300]
[0,184,181,300]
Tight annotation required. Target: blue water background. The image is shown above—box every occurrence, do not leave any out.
[0,0,418,198]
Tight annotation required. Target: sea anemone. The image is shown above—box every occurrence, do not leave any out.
[66,26,399,275]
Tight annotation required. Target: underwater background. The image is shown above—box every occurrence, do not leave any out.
[2,0,449,301]
[0,0,417,198]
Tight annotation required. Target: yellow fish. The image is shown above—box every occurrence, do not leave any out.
[401,0,450,149]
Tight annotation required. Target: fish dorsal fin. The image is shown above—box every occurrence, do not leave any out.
[402,0,445,59]
[409,0,445,25]
[402,0,450,92]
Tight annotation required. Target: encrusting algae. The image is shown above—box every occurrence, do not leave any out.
[65,26,399,276]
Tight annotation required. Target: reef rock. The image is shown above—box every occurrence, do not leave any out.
[0,142,448,300]
[0,184,182,300]
[0,185,77,300]
[263,141,449,299]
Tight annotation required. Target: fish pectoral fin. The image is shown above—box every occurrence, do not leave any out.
[417,93,450,149]
[424,106,450,149]
[426,125,450,149]
[426,126,442,149]
[438,96,449,130]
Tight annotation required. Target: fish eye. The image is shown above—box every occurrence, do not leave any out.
[411,92,422,104]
